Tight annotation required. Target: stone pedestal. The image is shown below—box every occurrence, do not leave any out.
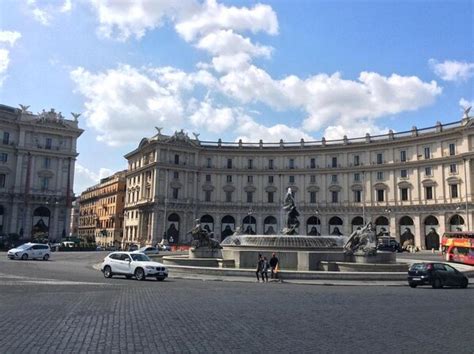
[189,247,222,259]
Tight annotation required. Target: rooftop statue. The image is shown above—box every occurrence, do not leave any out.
[282,187,300,235]
[344,222,377,256]
[188,219,222,249]
[463,106,471,119]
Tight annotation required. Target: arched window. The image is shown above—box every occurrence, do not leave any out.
[221,215,235,240]
[32,206,51,239]
[328,216,343,235]
[424,215,440,250]
[263,216,277,235]
[351,216,364,233]
[399,216,415,246]
[166,213,180,244]
[242,215,257,235]
[449,214,464,232]
[200,214,214,233]
[307,216,321,235]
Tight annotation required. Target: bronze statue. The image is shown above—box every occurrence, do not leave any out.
[282,188,300,235]
[188,219,221,249]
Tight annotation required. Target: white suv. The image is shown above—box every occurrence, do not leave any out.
[7,243,51,261]
[101,252,168,281]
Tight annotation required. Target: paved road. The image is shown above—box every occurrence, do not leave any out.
[0,252,473,353]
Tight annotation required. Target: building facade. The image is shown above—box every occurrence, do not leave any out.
[69,197,80,236]
[0,104,83,241]
[122,116,474,250]
[78,171,126,247]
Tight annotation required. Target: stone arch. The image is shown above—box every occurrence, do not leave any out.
[375,216,390,236]
[399,216,415,246]
[166,213,180,244]
[307,216,321,235]
[263,216,277,235]
[328,216,343,236]
[221,215,235,240]
[351,216,364,233]
[200,214,214,233]
[449,214,465,232]
[242,215,257,235]
[424,215,440,250]
[32,206,51,240]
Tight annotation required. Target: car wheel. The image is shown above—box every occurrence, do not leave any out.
[21,253,28,260]
[409,282,417,288]
[43,254,49,261]
[432,277,443,289]
[103,266,113,278]
[460,279,468,289]
[156,276,166,281]
[135,268,145,281]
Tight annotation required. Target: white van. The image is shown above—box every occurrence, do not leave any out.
[7,243,51,260]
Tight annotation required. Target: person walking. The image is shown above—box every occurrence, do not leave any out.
[270,252,279,280]
[261,256,270,282]
[255,254,263,282]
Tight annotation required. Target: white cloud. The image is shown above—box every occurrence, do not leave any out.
[27,0,75,26]
[429,59,474,82]
[0,31,22,46]
[189,99,235,133]
[323,121,389,141]
[60,0,72,13]
[459,98,473,115]
[71,65,187,146]
[74,164,114,192]
[0,30,21,86]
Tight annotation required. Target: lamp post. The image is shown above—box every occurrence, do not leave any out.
[247,208,254,234]
[362,171,366,225]
[313,209,320,235]
[384,208,392,244]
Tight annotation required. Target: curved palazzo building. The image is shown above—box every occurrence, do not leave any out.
[123,115,474,250]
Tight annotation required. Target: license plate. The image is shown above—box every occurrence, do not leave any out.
[412,277,421,281]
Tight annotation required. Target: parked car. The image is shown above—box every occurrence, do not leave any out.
[105,246,118,251]
[128,244,138,252]
[7,243,51,261]
[157,244,171,252]
[408,262,468,288]
[96,246,105,251]
[135,246,159,255]
[101,252,168,281]
[377,237,402,252]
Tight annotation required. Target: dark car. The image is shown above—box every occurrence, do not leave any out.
[377,237,402,252]
[128,244,138,252]
[408,262,468,289]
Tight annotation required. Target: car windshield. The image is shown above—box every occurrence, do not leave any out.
[131,253,151,262]
[16,244,31,250]
[409,263,427,271]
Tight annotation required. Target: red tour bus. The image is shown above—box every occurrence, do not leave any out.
[441,231,474,265]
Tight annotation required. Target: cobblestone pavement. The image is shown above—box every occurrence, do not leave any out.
[0,252,473,353]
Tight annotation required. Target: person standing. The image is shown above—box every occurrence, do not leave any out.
[255,254,263,282]
[261,256,269,283]
[270,253,279,279]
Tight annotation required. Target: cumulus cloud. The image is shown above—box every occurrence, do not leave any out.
[27,0,74,26]
[429,59,474,82]
[0,30,21,86]
[188,99,236,133]
[74,163,114,192]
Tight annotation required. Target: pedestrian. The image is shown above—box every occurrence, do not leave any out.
[255,254,263,282]
[270,252,279,279]
[261,256,269,282]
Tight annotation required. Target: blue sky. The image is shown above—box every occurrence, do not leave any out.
[0,0,472,194]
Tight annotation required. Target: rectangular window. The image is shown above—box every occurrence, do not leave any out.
[45,138,52,150]
[332,157,337,168]
[0,173,5,188]
[206,158,212,168]
[400,150,407,162]
[0,153,7,162]
[400,188,408,201]
[227,158,232,169]
[376,171,384,180]
[269,159,274,170]
[425,167,432,176]
[289,175,295,183]
[450,164,457,173]
[41,177,50,190]
[354,155,360,166]
[424,147,431,159]
[425,186,433,200]
[248,159,253,169]
[354,173,360,182]
[377,189,384,202]
[205,174,211,182]
[310,158,316,169]
[268,192,274,203]
[451,184,458,198]
[289,158,295,169]
[310,191,316,204]
[173,171,179,179]
[331,174,338,183]
[44,157,51,169]
[268,175,274,184]
[2,132,9,145]
[205,190,211,202]
[226,175,232,183]
[310,175,316,183]
[246,192,253,203]
[174,154,179,164]
[400,169,408,178]
[449,143,455,156]
[247,175,253,183]
[354,190,361,203]
[377,153,383,165]
[172,188,179,199]
[226,191,232,202]
[331,191,338,203]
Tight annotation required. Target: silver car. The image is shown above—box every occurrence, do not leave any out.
[7,243,51,261]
